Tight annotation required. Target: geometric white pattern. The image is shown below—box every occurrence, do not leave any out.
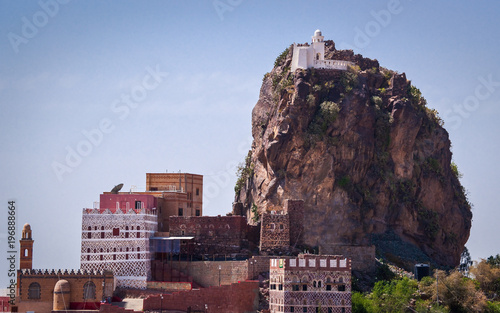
[80,208,158,289]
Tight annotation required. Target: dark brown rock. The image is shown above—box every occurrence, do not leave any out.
[236,42,472,268]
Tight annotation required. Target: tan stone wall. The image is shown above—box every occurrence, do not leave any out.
[169,260,249,287]
[146,281,192,291]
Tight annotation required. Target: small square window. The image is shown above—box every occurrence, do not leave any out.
[112,228,120,236]
[196,209,201,216]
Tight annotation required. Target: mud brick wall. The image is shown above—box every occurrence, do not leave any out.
[143,281,259,313]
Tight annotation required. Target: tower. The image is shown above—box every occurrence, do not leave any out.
[19,223,34,270]
[311,29,325,61]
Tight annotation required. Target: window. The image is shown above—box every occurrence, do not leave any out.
[278,284,283,290]
[83,281,96,300]
[326,285,332,291]
[280,223,284,230]
[196,188,199,196]
[338,285,346,291]
[87,226,92,239]
[135,201,141,209]
[125,226,129,238]
[328,309,333,313]
[195,209,201,216]
[113,228,120,236]
[137,226,140,238]
[318,281,322,288]
[113,254,116,260]
[101,226,105,239]
[28,282,41,299]
[303,307,307,312]
[292,284,300,291]
[87,255,90,261]
[178,208,183,216]
[291,307,295,312]
[302,284,307,291]
[341,308,345,313]
[137,247,140,259]
[24,249,28,257]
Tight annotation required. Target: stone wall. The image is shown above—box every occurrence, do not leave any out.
[168,260,250,288]
[260,212,290,252]
[169,215,249,254]
[143,281,259,313]
[284,199,304,247]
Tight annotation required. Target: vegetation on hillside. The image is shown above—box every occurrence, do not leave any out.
[353,253,500,313]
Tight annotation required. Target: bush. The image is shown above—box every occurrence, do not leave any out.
[274,47,289,68]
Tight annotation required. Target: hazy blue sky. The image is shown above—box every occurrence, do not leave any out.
[1,1,499,287]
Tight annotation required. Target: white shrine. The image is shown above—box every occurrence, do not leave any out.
[291,29,354,72]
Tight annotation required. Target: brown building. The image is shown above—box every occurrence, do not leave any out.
[169,215,250,255]
[13,224,115,313]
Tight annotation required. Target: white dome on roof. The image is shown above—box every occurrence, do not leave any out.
[314,29,322,36]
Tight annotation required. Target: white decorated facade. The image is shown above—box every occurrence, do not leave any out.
[291,30,354,72]
[80,207,158,289]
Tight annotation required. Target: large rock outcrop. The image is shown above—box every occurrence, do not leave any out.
[235,41,472,268]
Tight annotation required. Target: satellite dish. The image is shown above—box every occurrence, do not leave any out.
[111,183,124,194]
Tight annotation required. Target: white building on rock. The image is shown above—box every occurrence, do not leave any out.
[291,30,354,72]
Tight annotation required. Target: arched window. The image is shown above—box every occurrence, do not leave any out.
[83,281,96,300]
[28,282,41,299]
[24,249,28,257]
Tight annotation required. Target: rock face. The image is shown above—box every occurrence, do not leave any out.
[235,42,472,268]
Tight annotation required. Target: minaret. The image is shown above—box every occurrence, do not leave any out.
[19,223,34,270]
[311,29,325,61]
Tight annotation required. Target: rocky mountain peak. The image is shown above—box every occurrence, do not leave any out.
[235,40,472,268]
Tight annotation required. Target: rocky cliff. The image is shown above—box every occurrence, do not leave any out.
[235,40,472,268]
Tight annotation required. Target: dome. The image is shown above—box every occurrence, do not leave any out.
[23,223,31,231]
[314,29,322,36]
[54,280,70,293]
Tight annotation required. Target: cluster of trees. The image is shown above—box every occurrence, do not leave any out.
[352,253,500,313]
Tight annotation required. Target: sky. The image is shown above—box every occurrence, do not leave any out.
[0,1,499,288]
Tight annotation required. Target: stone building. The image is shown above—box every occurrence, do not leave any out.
[13,224,114,313]
[169,215,250,255]
[80,206,157,289]
[269,254,352,313]
[260,200,304,253]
